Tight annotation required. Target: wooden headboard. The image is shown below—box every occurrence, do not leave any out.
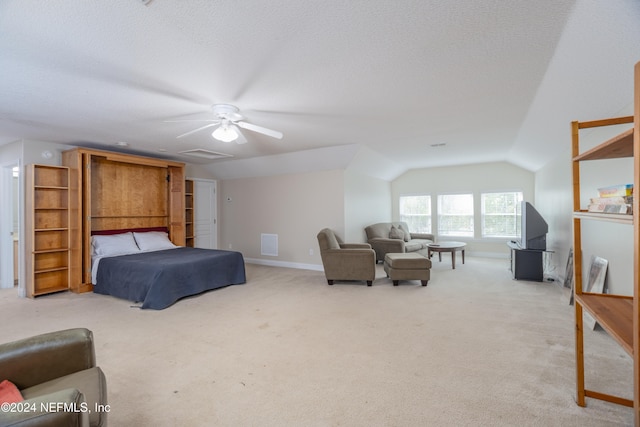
[91,227,169,236]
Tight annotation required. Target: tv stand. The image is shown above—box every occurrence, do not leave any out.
[507,241,544,282]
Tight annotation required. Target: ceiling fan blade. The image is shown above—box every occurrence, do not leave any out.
[236,121,283,139]
[164,119,221,123]
[234,127,248,144]
[176,123,219,139]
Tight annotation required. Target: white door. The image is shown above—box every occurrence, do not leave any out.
[193,179,217,249]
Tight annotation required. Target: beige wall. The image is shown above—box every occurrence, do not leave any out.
[218,168,392,268]
[219,169,345,267]
[391,162,535,258]
[185,163,217,180]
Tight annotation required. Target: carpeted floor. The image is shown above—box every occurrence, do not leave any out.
[0,257,634,426]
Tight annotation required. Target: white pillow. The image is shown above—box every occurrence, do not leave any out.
[133,231,177,252]
[92,232,140,257]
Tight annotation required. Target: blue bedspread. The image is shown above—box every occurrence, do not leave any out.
[95,247,246,309]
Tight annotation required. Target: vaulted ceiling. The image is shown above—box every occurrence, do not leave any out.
[1,1,639,180]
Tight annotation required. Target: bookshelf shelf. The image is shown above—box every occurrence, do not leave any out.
[573,126,634,161]
[575,293,634,355]
[573,211,633,225]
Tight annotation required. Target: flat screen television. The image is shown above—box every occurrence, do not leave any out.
[520,201,548,250]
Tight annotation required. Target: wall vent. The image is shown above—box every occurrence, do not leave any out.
[261,234,278,256]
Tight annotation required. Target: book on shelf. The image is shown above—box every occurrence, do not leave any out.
[597,184,633,198]
[587,195,633,214]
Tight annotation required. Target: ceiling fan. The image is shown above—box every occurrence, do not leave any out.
[166,104,283,144]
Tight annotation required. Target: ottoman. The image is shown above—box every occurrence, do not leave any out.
[384,253,431,286]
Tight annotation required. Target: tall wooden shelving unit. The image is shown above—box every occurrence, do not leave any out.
[24,164,70,297]
[572,61,640,425]
[185,179,195,247]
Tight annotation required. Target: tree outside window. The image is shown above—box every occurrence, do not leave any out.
[481,191,523,238]
[399,195,431,233]
[437,194,473,237]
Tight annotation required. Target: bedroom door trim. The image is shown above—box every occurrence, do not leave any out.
[191,178,217,249]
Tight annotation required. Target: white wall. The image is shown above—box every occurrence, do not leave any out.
[344,169,391,243]
[391,162,535,258]
[534,146,573,282]
[535,123,634,296]
[12,175,19,232]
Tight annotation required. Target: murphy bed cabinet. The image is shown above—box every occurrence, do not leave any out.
[62,148,186,293]
[185,179,195,247]
[25,164,70,297]
[572,61,640,424]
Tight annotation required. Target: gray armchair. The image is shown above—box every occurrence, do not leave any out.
[0,328,108,427]
[364,222,434,263]
[317,228,376,286]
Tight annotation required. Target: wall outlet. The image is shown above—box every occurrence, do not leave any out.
[309,248,314,256]
[228,244,232,249]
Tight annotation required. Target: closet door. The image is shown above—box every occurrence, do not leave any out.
[194,179,217,249]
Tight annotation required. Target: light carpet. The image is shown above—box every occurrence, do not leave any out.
[0,257,634,426]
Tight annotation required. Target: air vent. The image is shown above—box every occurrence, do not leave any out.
[178,149,233,160]
[261,234,278,257]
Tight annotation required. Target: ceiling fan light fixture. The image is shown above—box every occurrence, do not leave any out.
[212,123,239,142]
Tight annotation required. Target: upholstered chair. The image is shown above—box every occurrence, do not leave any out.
[0,328,108,427]
[364,221,434,263]
[316,228,376,286]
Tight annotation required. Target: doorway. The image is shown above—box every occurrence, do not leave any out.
[193,178,218,249]
[1,161,21,294]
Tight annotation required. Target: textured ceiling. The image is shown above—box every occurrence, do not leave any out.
[1,0,639,179]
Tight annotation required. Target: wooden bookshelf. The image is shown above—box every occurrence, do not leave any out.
[25,164,70,297]
[571,61,640,424]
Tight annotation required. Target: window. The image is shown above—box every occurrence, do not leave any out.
[399,195,431,233]
[437,194,474,237]
[481,191,523,238]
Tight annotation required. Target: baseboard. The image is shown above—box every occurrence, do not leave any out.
[245,258,324,271]
[246,252,509,272]
[470,251,509,259]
